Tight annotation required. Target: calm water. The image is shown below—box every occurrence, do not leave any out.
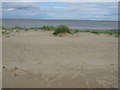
[2,19,118,29]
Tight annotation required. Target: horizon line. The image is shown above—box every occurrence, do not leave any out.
[1,18,119,22]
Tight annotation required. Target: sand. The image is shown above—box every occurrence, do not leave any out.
[2,30,118,88]
[0,30,2,89]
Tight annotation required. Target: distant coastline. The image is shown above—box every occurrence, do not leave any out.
[2,18,118,22]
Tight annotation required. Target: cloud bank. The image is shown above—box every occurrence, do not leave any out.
[2,2,118,21]
[2,0,120,2]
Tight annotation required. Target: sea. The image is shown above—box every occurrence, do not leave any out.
[2,19,118,29]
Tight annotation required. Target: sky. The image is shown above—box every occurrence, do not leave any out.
[2,0,119,2]
[2,2,118,21]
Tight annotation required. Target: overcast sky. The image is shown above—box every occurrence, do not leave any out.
[2,2,118,21]
[2,0,119,2]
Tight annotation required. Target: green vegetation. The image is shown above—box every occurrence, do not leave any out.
[25,28,28,31]
[53,25,70,36]
[72,29,120,36]
[1,25,120,37]
[40,26,56,30]
[2,27,13,30]
[14,26,23,29]
[1,26,56,31]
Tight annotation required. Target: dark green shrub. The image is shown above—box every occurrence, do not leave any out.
[91,31,100,34]
[25,28,28,31]
[53,25,70,35]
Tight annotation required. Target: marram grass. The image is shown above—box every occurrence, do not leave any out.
[1,25,120,37]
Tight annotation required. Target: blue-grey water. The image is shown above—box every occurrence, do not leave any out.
[2,19,118,29]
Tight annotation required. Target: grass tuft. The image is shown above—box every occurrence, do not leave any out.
[40,26,56,30]
[53,25,70,36]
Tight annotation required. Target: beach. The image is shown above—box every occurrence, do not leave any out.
[2,30,118,88]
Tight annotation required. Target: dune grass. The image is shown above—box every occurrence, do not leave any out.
[1,25,120,37]
[2,26,56,31]
[40,26,56,30]
[71,29,120,35]
[53,25,70,36]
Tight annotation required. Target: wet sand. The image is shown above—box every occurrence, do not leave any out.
[2,30,118,88]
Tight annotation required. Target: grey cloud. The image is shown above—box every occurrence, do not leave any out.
[2,2,118,21]
[2,2,38,10]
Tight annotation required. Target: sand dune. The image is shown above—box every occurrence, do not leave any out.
[2,30,118,88]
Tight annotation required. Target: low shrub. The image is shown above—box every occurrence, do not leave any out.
[53,25,70,35]
[91,31,100,34]
[25,28,28,31]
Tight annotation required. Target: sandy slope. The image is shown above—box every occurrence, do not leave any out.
[2,30,118,88]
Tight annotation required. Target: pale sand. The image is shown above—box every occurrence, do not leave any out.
[2,30,118,88]
[0,33,2,89]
